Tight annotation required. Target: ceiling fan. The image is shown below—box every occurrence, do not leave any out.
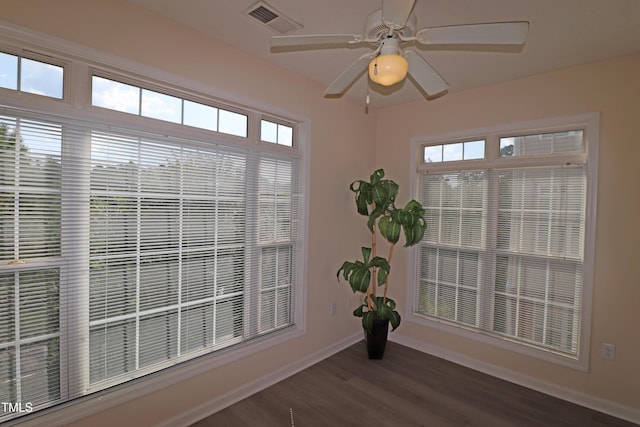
[270,0,529,99]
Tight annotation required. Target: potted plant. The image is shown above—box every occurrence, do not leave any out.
[337,169,427,358]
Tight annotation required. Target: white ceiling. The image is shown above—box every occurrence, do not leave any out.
[129,0,640,108]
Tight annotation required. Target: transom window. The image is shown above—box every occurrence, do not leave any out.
[499,130,584,157]
[260,119,293,147]
[0,51,64,99]
[413,115,597,368]
[423,139,485,163]
[91,75,249,137]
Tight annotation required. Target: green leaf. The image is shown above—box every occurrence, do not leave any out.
[350,268,371,293]
[371,169,385,183]
[388,310,401,331]
[336,261,354,281]
[381,179,398,203]
[401,212,426,246]
[336,253,374,294]
[385,297,397,311]
[351,180,372,216]
[377,267,388,287]
[367,201,388,233]
[353,304,365,317]
[362,310,375,334]
[369,256,390,287]
[361,247,371,264]
[371,183,389,207]
[378,215,401,244]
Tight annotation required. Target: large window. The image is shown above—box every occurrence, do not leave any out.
[0,37,304,423]
[412,115,597,367]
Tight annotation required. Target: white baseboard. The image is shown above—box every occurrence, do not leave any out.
[159,333,362,427]
[389,334,640,425]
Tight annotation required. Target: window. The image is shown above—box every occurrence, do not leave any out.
[0,51,64,99]
[0,42,304,423]
[423,140,485,163]
[261,119,293,147]
[91,75,248,137]
[413,115,597,367]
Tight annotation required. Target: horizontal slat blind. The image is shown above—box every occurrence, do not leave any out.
[0,268,61,405]
[0,116,61,261]
[416,156,587,357]
[491,166,585,354]
[417,171,485,326]
[0,114,63,415]
[257,158,297,333]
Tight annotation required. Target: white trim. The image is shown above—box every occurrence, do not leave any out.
[9,326,308,427]
[390,334,640,425]
[156,333,362,427]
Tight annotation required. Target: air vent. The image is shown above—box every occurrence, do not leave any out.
[245,1,303,34]
[249,5,278,24]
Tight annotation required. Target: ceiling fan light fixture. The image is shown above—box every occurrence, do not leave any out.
[368,53,408,86]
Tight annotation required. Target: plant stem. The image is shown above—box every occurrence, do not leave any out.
[383,243,395,303]
[369,225,377,310]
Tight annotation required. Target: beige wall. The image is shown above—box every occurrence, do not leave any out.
[2,0,639,424]
[376,53,640,412]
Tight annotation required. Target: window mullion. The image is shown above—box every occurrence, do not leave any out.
[61,126,91,399]
[135,140,142,372]
[13,271,22,401]
[211,157,219,347]
[177,147,184,357]
[244,155,259,339]
[479,169,498,332]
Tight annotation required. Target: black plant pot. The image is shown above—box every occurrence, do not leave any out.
[365,319,389,359]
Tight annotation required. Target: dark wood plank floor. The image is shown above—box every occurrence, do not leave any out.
[191,341,638,427]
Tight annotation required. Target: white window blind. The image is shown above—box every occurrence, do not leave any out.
[0,115,63,411]
[415,125,592,361]
[0,107,301,422]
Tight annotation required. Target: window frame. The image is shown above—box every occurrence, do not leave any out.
[259,115,296,148]
[408,113,599,371]
[0,46,69,101]
[0,22,309,426]
[89,70,253,138]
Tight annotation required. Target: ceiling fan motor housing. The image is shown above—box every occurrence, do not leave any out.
[364,9,417,41]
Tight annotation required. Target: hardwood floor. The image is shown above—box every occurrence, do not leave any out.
[191,341,638,427]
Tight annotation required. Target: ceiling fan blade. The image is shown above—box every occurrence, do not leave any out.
[405,51,448,96]
[382,0,416,30]
[417,21,529,46]
[271,34,363,49]
[325,54,373,96]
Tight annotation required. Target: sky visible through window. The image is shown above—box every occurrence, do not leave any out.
[91,76,248,137]
[0,51,63,98]
[424,140,485,163]
[260,120,293,147]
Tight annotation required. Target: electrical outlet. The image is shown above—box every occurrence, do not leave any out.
[330,302,337,315]
[601,343,616,360]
